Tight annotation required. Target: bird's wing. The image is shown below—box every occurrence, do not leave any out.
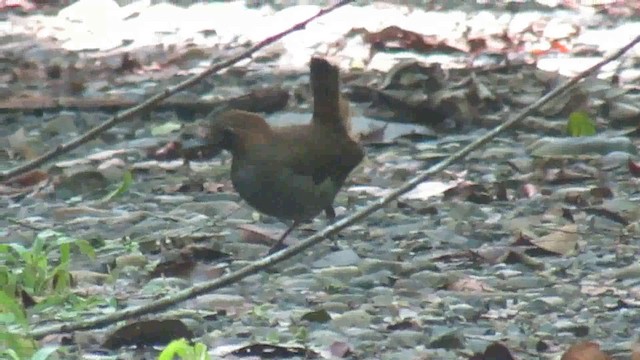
[277,132,364,186]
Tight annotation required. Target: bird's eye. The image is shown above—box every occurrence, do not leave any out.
[220,127,237,149]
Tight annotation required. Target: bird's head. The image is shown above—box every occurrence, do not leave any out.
[205,109,272,157]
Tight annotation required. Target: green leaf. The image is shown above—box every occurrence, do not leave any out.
[100,170,133,203]
[3,243,28,258]
[31,346,59,360]
[293,326,309,343]
[72,239,96,259]
[51,235,95,260]
[158,339,192,360]
[301,309,331,323]
[567,111,596,137]
[265,331,280,344]
[0,267,17,297]
[0,349,21,360]
[51,265,71,292]
[193,343,211,360]
[31,232,48,258]
[0,291,27,329]
[36,229,59,241]
[0,333,37,359]
[58,243,70,264]
[151,121,182,136]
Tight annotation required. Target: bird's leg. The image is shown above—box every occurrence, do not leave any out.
[323,206,341,251]
[324,206,336,220]
[268,220,300,255]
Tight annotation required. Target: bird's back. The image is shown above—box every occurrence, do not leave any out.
[230,129,343,221]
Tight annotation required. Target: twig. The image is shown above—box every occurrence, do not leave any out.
[28,34,640,340]
[0,86,289,114]
[7,218,46,231]
[0,0,354,183]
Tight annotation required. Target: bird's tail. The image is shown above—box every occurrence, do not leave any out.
[310,57,351,134]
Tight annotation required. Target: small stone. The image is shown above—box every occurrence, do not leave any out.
[278,278,317,292]
[378,349,432,360]
[358,258,403,275]
[409,270,455,289]
[115,254,148,269]
[356,329,386,342]
[69,270,109,285]
[175,201,243,218]
[371,293,394,307]
[43,113,77,136]
[528,136,637,157]
[447,303,477,320]
[553,320,589,337]
[309,330,344,347]
[280,263,311,276]
[197,294,245,309]
[331,309,372,329]
[387,330,427,348]
[528,296,566,312]
[312,249,362,268]
[321,301,350,313]
[400,255,438,276]
[350,270,393,289]
[144,277,190,290]
[326,294,368,306]
[315,266,361,282]
[225,244,270,261]
[429,328,464,349]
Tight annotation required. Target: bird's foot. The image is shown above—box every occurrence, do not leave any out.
[328,240,341,252]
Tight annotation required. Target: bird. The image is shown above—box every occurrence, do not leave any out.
[205,56,364,252]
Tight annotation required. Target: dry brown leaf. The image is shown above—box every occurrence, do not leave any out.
[531,224,579,256]
[3,169,48,188]
[330,341,352,358]
[7,127,36,160]
[629,158,640,177]
[473,247,510,264]
[631,343,640,360]
[237,223,294,246]
[561,341,610,360]
[448,277,494,292]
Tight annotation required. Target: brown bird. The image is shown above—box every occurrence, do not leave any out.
[205,57,364,252]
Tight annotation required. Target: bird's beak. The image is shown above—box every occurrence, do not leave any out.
[180,123,226,160]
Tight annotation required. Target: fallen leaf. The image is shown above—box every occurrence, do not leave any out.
[151,121,182,136]
[531,224,579,256]
[448,277,494,292]
[6,127,36,160]
[330,341,352,358]
[99,170,133,203]
[631,343,640,360]
[4,170,48,188]
[561,341,610,360]
[628,158,640,177]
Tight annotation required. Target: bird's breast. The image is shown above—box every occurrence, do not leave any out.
[230,162,339,221]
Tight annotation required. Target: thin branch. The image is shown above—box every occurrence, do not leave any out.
[0,0,354,183]
[28,34,640,340]
[0,87,289,114]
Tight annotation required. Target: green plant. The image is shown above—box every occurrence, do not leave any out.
[567,111,596,137]
[0,291,59,360]
[157,339,210,360]
[292,324,309,344]
[0,345,59,360]
[0,230,95,298]
[100,170,133,203]
[0,230,95,358]
[249,304,272,321]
